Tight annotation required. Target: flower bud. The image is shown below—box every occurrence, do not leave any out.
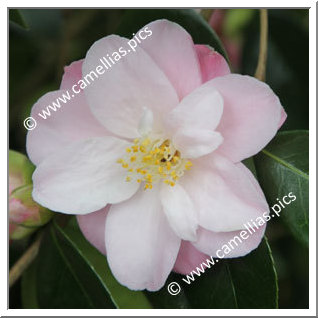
[9,150,53,239]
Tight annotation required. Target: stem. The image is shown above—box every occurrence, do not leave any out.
[9,234,42,288]
[254,9,268,81]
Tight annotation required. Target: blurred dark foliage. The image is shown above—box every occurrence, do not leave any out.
[9,8,309,309]
[240,11,309,308]
[241,9,309,131]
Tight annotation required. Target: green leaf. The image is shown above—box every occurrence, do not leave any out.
[33,224,116,308]
[54,216,152,309]
[116,9,228,60]
[145,272,190,308]
[22,227,97,308]
[242,156,257,177]
[254,130,309,246]
[181,237,278,308]
[9,9,29,29]
[21,258,39,309]
[21,216,154,308]
[21,220,278,308]
[143,238,278,309]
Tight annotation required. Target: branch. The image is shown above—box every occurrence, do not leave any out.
[254,9,268,81]
[9,233,42,288]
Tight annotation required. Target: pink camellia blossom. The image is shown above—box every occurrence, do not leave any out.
[27,20,286,291]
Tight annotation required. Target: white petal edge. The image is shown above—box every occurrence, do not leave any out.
[32,136,140,214]
[160,183,198,241]
[105,185,181,291]
[164,81,224,135]
[173,129,223,159]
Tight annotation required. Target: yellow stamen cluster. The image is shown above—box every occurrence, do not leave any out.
[117,137,192,190]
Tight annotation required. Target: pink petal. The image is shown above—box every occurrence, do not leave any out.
[181,153,269,232]
[60,59,84,90]
[209,74,284,163]
[9,197,39,224]
[82,34,178,139]
[105,186,181,291]
[27,61,108,165]
[195,44,230,82]
[32,137,140,214]
[278,107,287,129]
[193,224,266,258]
[77,206,110,255]
[138,20,202,99]
[173,241,210,275]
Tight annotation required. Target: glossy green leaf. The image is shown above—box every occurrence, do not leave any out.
[254,130,309,246]
[20,217,278,309]
[21,217,154,308]
[22,227,100,308]
[181,237,278,308]
[146,237,277,308]
[37,226,116,308]
[145,272,190,309]
[116,9,228,60]
[54,216,152,309]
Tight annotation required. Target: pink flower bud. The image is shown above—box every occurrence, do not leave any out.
[9,150,53,239]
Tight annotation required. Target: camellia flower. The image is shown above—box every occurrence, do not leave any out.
[9,150,53,239]
[27,20,286,291]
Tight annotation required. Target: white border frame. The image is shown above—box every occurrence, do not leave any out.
[3,1,316,316]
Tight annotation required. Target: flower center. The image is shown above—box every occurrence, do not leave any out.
[117,136,192,190]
